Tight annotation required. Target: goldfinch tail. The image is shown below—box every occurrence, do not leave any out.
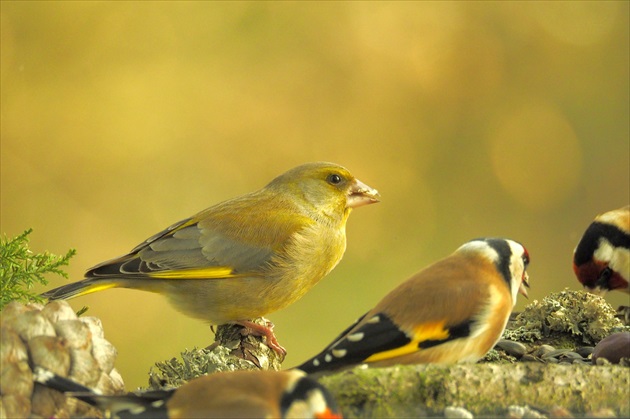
[41,279,118,300]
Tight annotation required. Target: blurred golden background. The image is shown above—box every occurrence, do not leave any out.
[2,2,628,389]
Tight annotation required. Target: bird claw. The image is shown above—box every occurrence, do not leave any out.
[237,319,287,359]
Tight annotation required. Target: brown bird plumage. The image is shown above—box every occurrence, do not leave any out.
[296,238,530,374]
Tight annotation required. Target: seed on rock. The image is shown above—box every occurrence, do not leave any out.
[520,354,540,363]
[559,351,583,360]
[495,340,527,358]
[575,346,594,358]
[542,348,571,359]
[533,344,555,358]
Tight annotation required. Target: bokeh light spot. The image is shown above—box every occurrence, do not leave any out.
[529,1,619,46]
[488,102,583,212]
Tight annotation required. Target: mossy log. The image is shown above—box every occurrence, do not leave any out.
[319,363,630,418]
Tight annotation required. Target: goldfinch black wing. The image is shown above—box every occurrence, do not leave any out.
[296,309,474,375]
[34,367,173,419]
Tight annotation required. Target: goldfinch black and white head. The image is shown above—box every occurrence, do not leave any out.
[573,206,629,294]
[34,367,342,419]
[296,238,530,375]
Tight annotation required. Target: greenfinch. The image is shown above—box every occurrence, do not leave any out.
[42,162,379,354]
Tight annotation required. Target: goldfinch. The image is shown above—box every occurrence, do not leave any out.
[295,238,530,374]
[33,367,342,418]
[573,206,629,294]
[42,162,379,354]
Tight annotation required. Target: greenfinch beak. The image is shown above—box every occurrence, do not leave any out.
[347,179,380,208]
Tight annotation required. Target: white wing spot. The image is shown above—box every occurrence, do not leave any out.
[324,354,332,362]
[33,367,54,383]
[313,359,320,367]
[347,332,364,342]
[367,315,380,324]
[332,349,347,358]
[151,400,165,408]
[129,406,147,415]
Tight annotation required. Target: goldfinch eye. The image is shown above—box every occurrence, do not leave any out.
[327,173,343,185]
[522,249,530,266]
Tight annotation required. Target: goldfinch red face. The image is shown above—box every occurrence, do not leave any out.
[280,371,343,419]
[296,238,531,375]
[573,206,630,294]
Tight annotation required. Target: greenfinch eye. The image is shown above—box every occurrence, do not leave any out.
[327,173,343,185]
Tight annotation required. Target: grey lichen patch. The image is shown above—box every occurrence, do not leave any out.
[481,348,517,364]
[147,346,258,390]
[146,318,283,390]
[503,289,626,346]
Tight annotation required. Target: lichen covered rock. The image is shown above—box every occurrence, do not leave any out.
[147,318,283,390]
[503,289,626,346]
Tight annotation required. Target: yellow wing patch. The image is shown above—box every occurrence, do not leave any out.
[364,320,450,363]
[150,266,236,279]
[72,282,119,298]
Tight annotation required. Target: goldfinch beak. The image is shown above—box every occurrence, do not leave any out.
[585,286,608,296]
[519,272,530,298]
[347,179,380,208]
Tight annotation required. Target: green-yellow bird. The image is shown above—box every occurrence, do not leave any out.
[42,162,380,354]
